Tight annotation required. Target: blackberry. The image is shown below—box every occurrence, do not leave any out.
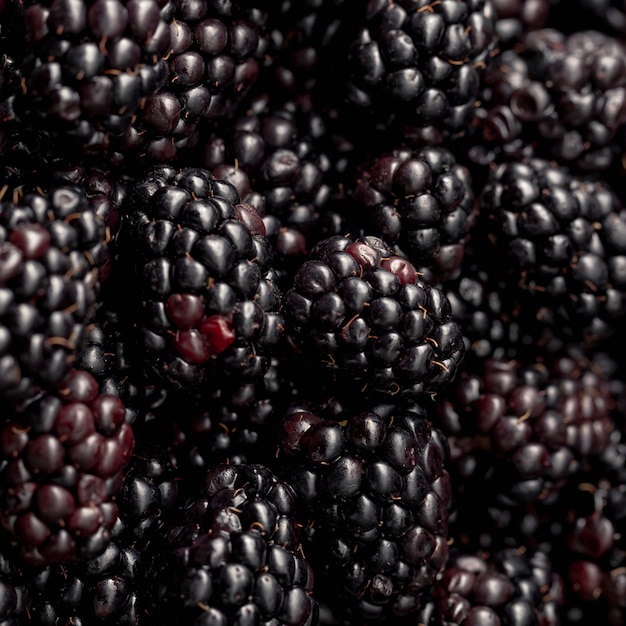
[282,234,465,402]
[125,165,284,391]
[13,0,173,160]
[350,144,476,283]
[0,183,109,399]
[548,0,626,38]
[338,0,497,139]
[148,462,318,626]
[0,548,31,624]
[424,546,563,626]
[475,156,626,343]
[201,92,358,290]
[107,0,271,166]
[274,399,451,622]
[438,345,617,553]
[0,367,135,566]
[468,28,626,176]
[492,0,553,46]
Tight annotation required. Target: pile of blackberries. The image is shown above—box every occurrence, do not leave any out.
[2,0,626,624]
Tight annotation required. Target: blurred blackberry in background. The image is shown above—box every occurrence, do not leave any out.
[467,28,626,178]
[107,0,272,166]
[282,234,465,402]
[421,546,563,625]
[438,344,620,555]
[548,0,626,38]
[148,462,318,626]
[0,368,135,566]
[475,156,626,344]
[350,144,476,284]
[337,0,497,140]
[125,165,284,392]
[274,399,451,622]
[0,183,109,399]
[13,0,173,161]
[491,0,554,46]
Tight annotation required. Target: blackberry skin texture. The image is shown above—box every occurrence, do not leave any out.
[424,546,563,626]
[28,440,180,625]
[201,91,357,291]
[127,165,284,392]
[274,399,451,623]
[468,28,626,177]
[0,367,135,566]
[12,0,172,160]
[107,0,271,166]
[0,183,109,400]
[148,462,318,626]
[351,144,476,284]
[438,345,617,553]
[340,0,497,139]
[476,157,626,343]
[282,234,465,402]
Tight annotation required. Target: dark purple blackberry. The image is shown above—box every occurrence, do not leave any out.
[274,399,451,622]
[27,440,180,624]
[107,0,271,166]
[424,546,563,626]
[200,92,358,290]
[126,165,284,391]
[548,0,626,38]
[0,548,31,624]
[282,234,465,401]
[468,29,626,176]
[0,183,109,399]
[492,0,553,46]
[147,462,318,626]
[338,0,498,139]
[0,367,135,566]
[475,156,626,343]
[351,144,476,283]
[437,345,617,553]
[13,0,173,160]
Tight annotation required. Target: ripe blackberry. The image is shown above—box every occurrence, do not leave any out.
[147,462,318,626]
[339,0,497,139]
[350,144,476,283]
[201,92,357,290]
[107,0,271,166]
[0,183,109,399]
[282,234,465,401]
[424,546,563,626]
[492,0,553,46]
[27,440,180,624]
[274,399,451,622]
[476,156,626,343]
[0,548,31,624]
[125,165,284,392]
[469,29,626,176]
[438,345,617,552]
[13,0,173,159]
[0,367,135,566]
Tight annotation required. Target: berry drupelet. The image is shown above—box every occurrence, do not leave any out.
[475,156,626,343]
[351,144,476,284]
[147,462,318,626]
[282,234,465,402]
[126,165,284,392]
[0,367,135,566]
[491,0,553,47]
[0,183,109,400]
[274,399,452,623]
[0,548,31,624]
